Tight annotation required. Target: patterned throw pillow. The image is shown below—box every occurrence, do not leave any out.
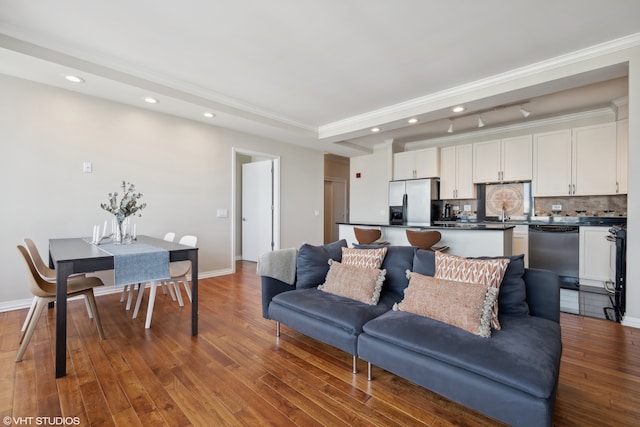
[318,260,386,305]
[434,252,510,329]
[341,247,387,269]
[394,271,498,338]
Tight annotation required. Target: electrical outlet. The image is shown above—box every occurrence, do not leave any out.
[552,204,562,211]
[463,204,471,212]
[453,205,460,211]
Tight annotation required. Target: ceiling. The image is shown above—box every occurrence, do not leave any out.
[1,1,640,157]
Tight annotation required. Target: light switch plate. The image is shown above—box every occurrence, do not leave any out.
[83,161,92,173]
[552,204,562,211]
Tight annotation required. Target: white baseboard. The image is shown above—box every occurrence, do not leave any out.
[622,316,640,329]
[0,269,231,313]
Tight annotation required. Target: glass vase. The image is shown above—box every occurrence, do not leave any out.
[114,217,132,244]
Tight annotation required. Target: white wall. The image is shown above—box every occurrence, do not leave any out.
[349,142,393,223]
[0,74,324,305]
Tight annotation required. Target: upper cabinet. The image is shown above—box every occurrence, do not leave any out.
[440,144,475,199]
[473,135,532,183]
[533,123,617,197]
[617,119,628,194]
[393,147,440,180]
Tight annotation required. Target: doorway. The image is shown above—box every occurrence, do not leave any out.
[232,148,280,270]
[324,178,347,243]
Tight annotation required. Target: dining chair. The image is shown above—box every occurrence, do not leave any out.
[120,232,177,310]
[21,238,94,332]
[132,235,197,328]
[166,235,198,304]
[405,229,442,250]
[16,245,105,362]
[354,227,382,245]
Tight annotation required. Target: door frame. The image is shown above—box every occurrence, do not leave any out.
[231,147,281,273]
[324,177,348,243]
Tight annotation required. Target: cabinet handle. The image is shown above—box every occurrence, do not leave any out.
[616,182,619,193]
[573,184,576,195]
[568,184,571,195]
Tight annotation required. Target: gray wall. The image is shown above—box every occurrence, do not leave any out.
[0,74,324,305]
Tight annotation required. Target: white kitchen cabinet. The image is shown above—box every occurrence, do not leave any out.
[573,123,617,196]
[532,129,571,196]
[617,119,628,194]
[473,135,532,183]
[579,226,615,287]
[512,225,529,267]
[394,147,440,180]
[440,144,475,199]
[533,123,617,197]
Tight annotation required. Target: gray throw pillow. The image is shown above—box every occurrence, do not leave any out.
[296,239,347,289]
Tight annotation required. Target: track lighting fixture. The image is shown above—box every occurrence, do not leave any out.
[520,105,531,118]
[447,121,454,133]
[477,116,485,128]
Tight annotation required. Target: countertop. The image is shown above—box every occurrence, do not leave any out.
[339,215,626,230]
[339,222,515,231]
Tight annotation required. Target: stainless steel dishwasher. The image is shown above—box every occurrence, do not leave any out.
[528,224,580,289]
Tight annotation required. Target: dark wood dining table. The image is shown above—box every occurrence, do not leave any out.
[49,235,198,378]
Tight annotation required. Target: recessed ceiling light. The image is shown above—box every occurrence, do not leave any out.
[144,97,159,104]
[452,105,465,113]
[371,127,381,132]
[408,118,418,124]
[203,112,216,118]
[65,75,85,83]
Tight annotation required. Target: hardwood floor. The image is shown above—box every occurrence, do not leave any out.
[1,261,639,426]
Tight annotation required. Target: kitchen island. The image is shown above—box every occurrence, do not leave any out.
[338,222,514,257]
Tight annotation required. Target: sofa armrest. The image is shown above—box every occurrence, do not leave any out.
[523,268,561,324]
[261,276,294,319]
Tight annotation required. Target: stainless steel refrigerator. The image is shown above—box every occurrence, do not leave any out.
[388,178,439,225]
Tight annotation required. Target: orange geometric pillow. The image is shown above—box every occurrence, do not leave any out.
[340,247,387,269]
[394,272,497,338]
[434,252,510,329]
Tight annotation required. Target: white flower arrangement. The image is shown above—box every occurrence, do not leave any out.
[100,181,146,221]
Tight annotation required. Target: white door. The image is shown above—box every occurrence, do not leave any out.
[242,160,273,262]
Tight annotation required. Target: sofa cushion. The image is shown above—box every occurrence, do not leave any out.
[435,252,510,329]
[412,249,436,276]
[318,260,386,305]
[272,288,390,335]
[362,310,561,399]
[487,254,529,318]
[296,239,347,289]
[355,245,416,306]
[394,272,497,337]
[341,247,387,269]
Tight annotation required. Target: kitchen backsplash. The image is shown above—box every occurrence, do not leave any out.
[441,185,627,218]
[534,195,627,217]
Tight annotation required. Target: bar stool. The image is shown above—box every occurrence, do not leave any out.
[406,229,442,250]
[354,227,382,244]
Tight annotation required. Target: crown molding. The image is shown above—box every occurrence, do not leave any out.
[404,107,615,149]
[319,32,640,140]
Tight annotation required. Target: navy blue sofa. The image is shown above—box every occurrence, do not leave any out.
[260,240,562,427]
